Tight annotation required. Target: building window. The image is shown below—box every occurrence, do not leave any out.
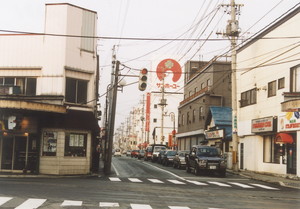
[240,88,257,107]
[187,112,190,124]
[263,135,280,164]
[291,65,300,92]
[268,80,276,97]
[199,106,203,120]
[189,91,192,97]
[182,114,185,126]
[153,118,157,123]
[154,104,157,108]
[192,109,196,122]
[65,78,88,104]
[0,77,36,96]
[194,87,198,93]
[65,133,87,157]
[201,82,205,89]
[81,10,96,52]
[207,79,211,87]
[278,77,285,89]
[42,131,57,156]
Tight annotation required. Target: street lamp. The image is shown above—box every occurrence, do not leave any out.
[169,112,176,150]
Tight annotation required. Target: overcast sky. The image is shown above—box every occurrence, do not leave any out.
[1,0,299,128]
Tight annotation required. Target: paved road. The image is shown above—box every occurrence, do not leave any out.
[0,156,299,209]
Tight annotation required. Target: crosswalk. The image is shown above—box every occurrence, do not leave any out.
[0,197,223,209]
[108,177,280,190]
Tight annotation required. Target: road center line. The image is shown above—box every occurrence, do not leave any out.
[142,162,186,181]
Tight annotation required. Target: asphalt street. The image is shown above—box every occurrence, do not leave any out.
[0,156,299,209]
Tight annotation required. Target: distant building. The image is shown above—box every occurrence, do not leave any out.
[236,5,300,177]
[177,60,232,152]
[0,3,100,175]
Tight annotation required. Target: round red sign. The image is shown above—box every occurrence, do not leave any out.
[156,59,182,82]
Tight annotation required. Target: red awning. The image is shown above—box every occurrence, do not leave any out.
[275,133,293,144]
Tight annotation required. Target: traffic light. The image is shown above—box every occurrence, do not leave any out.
[138,68,148,91]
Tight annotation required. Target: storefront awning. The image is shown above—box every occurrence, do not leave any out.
[275,133,293,144]
[207,106,232,140]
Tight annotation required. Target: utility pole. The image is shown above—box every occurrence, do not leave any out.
[104,58,120,175]
[219,0,243,172]
[141,95,145,147]
[158,77,167,144]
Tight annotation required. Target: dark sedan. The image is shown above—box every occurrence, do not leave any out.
[162,150,177,166]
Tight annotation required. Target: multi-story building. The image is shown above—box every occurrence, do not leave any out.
[0,3,100,175]
[177,60,232,152]
[236,5,300,177]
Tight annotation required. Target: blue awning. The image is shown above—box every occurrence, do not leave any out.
[209,106,232,140]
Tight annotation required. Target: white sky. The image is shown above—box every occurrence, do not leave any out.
[1,0,299,128]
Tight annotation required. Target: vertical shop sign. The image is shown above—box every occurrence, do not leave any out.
[145,93,151,132]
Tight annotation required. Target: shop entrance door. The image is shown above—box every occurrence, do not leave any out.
[1,136,27,171]
[13,136,27,170]
[287,143,296,174]
[1,136,13,169]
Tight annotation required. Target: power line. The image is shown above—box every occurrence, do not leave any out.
[0,29,299,41]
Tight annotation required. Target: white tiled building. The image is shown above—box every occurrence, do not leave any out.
[236,6,300,177]
[0,4,100,175]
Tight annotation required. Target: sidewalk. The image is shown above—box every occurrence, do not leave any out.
[229,169,300,190]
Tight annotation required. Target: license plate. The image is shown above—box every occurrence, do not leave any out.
[210,166,217,169]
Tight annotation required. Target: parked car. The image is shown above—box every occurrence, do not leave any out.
[131,150,139,158]
[126,150,131,157]
[173,150,189,169]
[137,150,145,159]
[144,144,167,161]
[162,150,177,166]
[114,149,122,157]
[157,150,167,164]
[185,145,226,177]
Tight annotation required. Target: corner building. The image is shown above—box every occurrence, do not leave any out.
[0,3,100,175]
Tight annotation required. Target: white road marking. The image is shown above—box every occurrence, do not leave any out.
[186,180,208,186]
[109,177,121,182]
[112,162,120,176]
[169,206,191,209]
[229,182,254,188]
[168,179,186,185]
[250,183,279,190]
[100,202,120,207]
[128,178,143,183]
[61,200,82,206]
[0,197,12,206]
[208,181,231,187]
[131,203,153,209]
[15,198,47,209]
[148,178,164,183]
[143,162,186,181]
